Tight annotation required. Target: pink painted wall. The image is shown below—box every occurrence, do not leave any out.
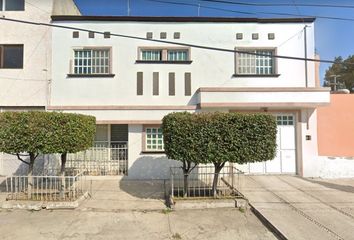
[317,94,354,157]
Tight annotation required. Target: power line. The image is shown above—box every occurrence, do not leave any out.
[145,0,257,16]
[148,0,354,22]
[0,16,351,66]
[199,0,354,9]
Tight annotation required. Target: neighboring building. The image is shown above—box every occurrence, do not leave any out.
[0,0,80,175]
[317,94,354,178]
[49,16,330,179]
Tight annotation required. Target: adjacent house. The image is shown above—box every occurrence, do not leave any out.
[0,0,80,175]
[49,15,330,179]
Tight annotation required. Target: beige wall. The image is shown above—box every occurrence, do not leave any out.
[317,94,354,157]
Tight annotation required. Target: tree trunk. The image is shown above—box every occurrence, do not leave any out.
[60,153,67,200]
[183,172,189,198]
[212,162,226,197]
[27,153,36,200]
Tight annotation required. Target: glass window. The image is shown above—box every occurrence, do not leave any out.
[167,50,188,61]
[141,50,162,61]
[73,49,110,75]
[4,0,24,11]
[145,127,164,151]
[236,49,275,75]
[276,115,294,126]
[0,45,23,69]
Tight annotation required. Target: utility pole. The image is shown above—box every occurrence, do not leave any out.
[198,4,201,16]
[329,75,341,92]
[304,25,308,88]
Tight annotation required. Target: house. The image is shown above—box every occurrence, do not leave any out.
[48,15,330,179]
[0,0,80,175]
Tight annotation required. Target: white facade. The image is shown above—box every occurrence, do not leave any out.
[48,16,330,179]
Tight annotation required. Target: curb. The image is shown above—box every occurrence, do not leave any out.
[249,202,288,240]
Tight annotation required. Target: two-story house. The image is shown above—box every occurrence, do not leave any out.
[0,0,80,175]
[49,16,330,179]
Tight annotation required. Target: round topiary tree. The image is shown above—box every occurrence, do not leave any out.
[43,112,96,176]
[162,112,209,197]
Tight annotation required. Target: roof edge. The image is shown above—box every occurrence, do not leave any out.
[51,15,315,23]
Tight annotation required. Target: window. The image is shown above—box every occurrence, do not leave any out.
[145,127,164,151]
[167,50,188,61]
[138,47,190,63]
[236,49,276,75]
[141,50,162,61]
[0,45,23,69]
[1,0,24,11]
[73,48,110,75]
[276,115,294,126]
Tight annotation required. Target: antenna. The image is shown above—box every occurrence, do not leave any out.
[127,0,131,16]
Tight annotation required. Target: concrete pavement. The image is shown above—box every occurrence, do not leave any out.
[241,175,354,240]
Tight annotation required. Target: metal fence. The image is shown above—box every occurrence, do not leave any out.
[170,165,244,198]
[66,142,128,176]
[4,170,87,201]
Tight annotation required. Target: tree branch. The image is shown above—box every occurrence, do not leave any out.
[16,153,30,165]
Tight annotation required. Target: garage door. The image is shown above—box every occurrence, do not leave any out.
[244,114,296,174]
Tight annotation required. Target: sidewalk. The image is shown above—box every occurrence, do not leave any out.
[241,175,354,240]
[78,177,167,211]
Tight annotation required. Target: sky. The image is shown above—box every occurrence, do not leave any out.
[74,0,354,83]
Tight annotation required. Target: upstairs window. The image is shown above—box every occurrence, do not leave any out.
[73,48,111,75]
[141,50,162,61]
[236,49,276,75]
[0,45,24,69]
[167,49,188,61]
[1,0,25,11]
[138,47,191,63]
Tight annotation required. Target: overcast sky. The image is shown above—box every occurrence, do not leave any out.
[74,0,354,83]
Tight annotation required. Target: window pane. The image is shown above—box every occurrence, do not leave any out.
[3,45,23,68]
[141,50,161,61]
[145,127,164,151]
[0,0,3,11]
[237,49,275,75]
[5,0,24,10]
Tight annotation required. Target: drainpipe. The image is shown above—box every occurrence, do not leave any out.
[304,25,308,88]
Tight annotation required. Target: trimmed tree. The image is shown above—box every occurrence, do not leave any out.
[0,111,55,198]
[162,112,209,197]
[0,111,96,199]
[162,112,277,197]
[43,112,96,199]
[43,112,96,176]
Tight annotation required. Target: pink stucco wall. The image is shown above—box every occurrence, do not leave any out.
[317,94,354,157]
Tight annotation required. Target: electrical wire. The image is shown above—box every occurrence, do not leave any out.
[199,0,354,9]
[0,16,351,66]
[147,0,354,22]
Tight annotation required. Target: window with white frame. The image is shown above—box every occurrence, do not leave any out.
[236,49,276,75]
[139,48,190,62]
[0,0,24,11]
[145,127,164,151]
[73,48,110,75]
